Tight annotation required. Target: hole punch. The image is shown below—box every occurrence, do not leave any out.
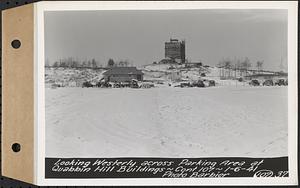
[11,143,21,152]
[11,39,21,49]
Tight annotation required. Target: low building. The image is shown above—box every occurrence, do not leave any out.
[103,67,144,82]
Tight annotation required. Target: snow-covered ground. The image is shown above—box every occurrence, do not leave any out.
[46,86,287,158]
[45,67,105,87]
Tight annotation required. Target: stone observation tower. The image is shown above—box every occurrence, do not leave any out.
[164,38,186,64]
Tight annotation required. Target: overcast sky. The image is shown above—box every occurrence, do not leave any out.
[45,9,287,71]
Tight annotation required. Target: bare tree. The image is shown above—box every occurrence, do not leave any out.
[91,58,97,68]
[107,58,115,67]
[123,60,129,67]
[45,58,50,67]
[235,59,242,77]
[71,60,79,68]
[241,57,251,76]
[224,59,233,78]
[53,61,59,67]
[82,61,87,68]
[256,60,264,74]
[118,60,129,67]
[217,58,233,79]
[118,61,124,67]
[217,60,225,79]
[87,60,92,68]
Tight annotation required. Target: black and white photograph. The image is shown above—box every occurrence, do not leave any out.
[37,1,297,185]
[45,9,288,157]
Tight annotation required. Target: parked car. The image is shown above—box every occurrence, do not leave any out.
[180,82,192,88]
[191,80,205,87]
[285,79,288,85]
[51,83,61,89]
[98,82,112,88]
[140,83,155,88]
[275,79,286,86]
[114,82,122,88]
[130,80,139,88]
[96,78,111,88]
[209,80,216,87]
[238,77,243,82]
[121,82,131,88]
[263,80,274,86]
[174,82,191,88]
[249,80,260,86]
[82,81,93,88]
[96,81,102,87]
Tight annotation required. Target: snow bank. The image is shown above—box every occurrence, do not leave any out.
[46,86,288,158]
[45,67,105,87]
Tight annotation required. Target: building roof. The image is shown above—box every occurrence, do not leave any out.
[103,67,144,75]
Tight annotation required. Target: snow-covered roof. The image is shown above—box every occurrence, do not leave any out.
[103,67,144,75]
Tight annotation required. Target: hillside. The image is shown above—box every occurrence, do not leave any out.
[143,63,214,81]
[45,64,265,88]
[45,67,106,87]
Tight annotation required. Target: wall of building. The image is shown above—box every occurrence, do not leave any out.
[106,74,143,82]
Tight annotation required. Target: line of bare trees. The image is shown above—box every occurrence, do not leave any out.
[217,57,264,79]
[47,57,99,68]
[107,58,131,68]
[46,58,132,68]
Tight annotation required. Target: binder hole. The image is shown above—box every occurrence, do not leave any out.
[12,143,21,152]
[11,39,21,49]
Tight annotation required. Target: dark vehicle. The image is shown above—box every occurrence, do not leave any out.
[249,80,260,86]
[114,82,130,88]
[104,82,112,88]
[96,78,112,88]
[238,77,243,82]
[209,80,216,87]
[285,79,288,85]
[275,79,286,86]
[263,80,274,86]
[114,83,122,88]
[96,81,102,87]
[82,81,93,88]
[180,82,191,88]
[51,83,62,88]
[121,82,131,88]
[130,80,139,88]
[192,80,205,87]
[141,83,155,88]
[97,81,112,88]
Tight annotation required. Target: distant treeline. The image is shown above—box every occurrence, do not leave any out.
[216,57,286,79]
[46,58,99,68]
[45,58,132,68]
[217,57,264,71]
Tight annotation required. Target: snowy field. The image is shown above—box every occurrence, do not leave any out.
[46,86,288,158]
